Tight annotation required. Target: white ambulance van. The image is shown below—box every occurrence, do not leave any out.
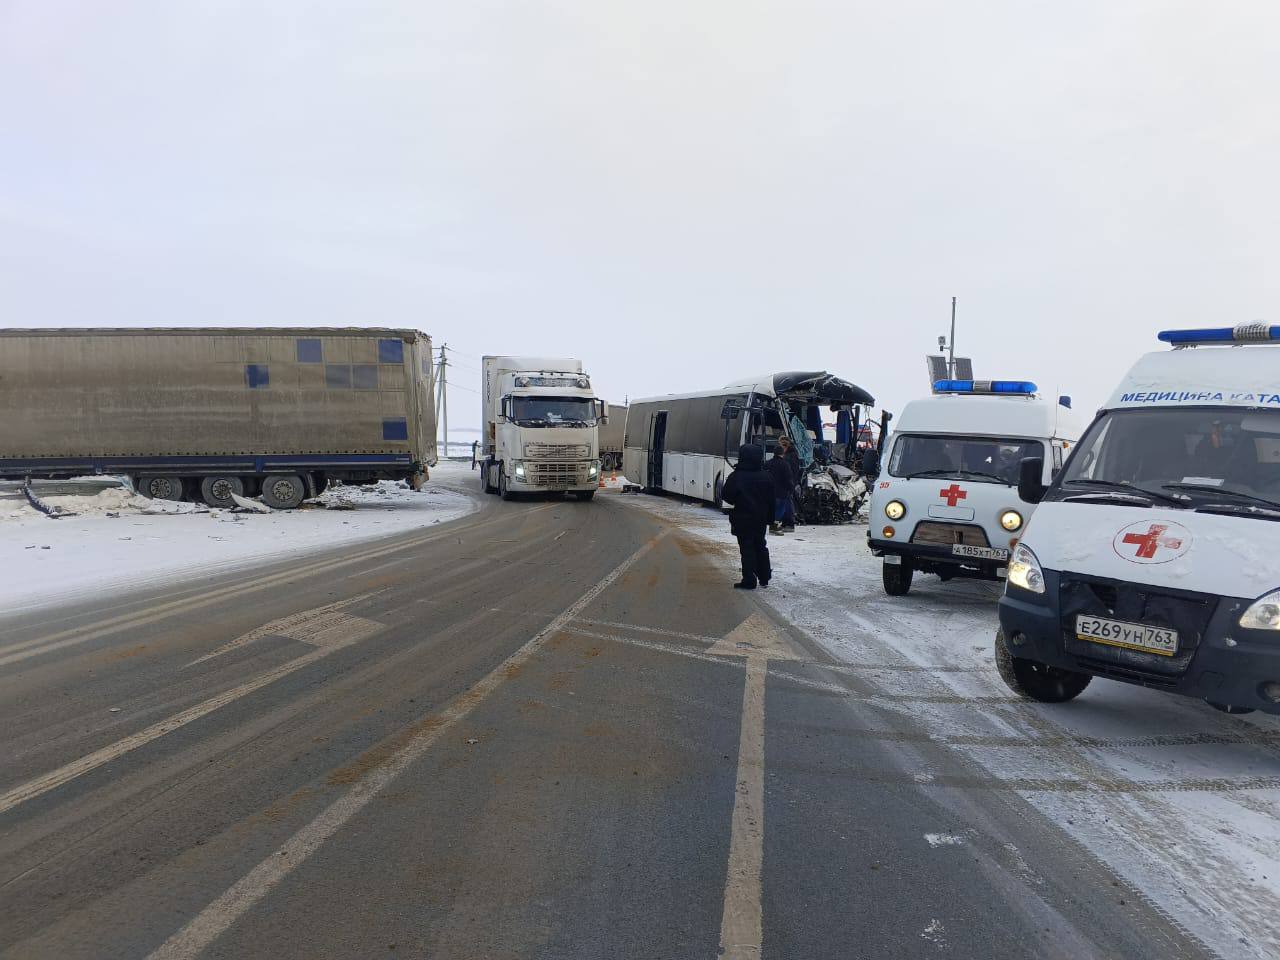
[998,324,1280,714]
[867,380,1079,596]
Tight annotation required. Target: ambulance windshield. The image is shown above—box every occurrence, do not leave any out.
[888,434,1042,485]
[1061,407,1280,510]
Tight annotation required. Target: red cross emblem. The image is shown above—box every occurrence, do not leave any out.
[1121,524,1182,559]
[939,483,967,507]
[1112,520,1192,564]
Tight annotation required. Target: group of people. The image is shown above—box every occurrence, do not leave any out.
[720,436,802,590]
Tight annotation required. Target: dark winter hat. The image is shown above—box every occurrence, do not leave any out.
[738,444,765,469]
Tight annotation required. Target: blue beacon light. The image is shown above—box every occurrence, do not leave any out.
[1158,324,1280,346]
[933,379,1038,395]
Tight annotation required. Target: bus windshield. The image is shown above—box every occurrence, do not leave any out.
[510,396,597,426]
[1060,407,1280,510]
[889,434,1043,485]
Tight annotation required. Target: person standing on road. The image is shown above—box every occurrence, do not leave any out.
[778,436,801,532]
[721,443,775,590]
[766,442,796,535]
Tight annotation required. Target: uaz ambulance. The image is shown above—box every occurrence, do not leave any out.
[998,324,1280,714]
[867,380,1078,596]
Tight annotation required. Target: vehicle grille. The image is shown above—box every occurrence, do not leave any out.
[524,443,590,460]
[910,522,991,547]
[526,462,589,486]
[1058,574,1218,678]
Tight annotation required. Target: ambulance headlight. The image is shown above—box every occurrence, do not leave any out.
[1006,542,1045,594]
[1000,510,1024,532]
[884,500,906,521]
[1240,590,1280,631]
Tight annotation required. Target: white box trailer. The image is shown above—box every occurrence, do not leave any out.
[480,356,605,500]
[0,327,436,508]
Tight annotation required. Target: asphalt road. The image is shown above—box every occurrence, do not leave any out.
[0,480,1210,959]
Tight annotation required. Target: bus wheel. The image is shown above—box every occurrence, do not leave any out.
[995,629,1091,703]
[200,475,245,508]
[882,559,913,596]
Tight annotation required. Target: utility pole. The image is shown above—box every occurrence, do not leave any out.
[436,343,449,459]
[948,296,957,378]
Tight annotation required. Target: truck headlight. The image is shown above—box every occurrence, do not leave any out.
[1006,542,1045,594]
[1000,510,1024,532]
[588,461,599,477]
[513,461,525,478]
[1240,589,1280,631]
[884,500,906,520]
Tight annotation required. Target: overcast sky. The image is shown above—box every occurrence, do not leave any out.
[2,1,1277,433]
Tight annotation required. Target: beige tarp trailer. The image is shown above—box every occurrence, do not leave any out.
[0,327,437,509]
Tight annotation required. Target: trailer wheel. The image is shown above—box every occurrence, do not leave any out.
[199,476,245,509]
[499,469,515,501]
[882,559,913,596]
[261,474,307,510]
[140,475,185,501]
[995,629,1091,703]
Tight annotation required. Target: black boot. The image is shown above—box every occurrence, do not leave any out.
[733,581,757,590]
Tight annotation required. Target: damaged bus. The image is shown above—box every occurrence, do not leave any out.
[622,371,879,515]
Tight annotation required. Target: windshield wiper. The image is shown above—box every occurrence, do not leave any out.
[1164,483,1280,512]
[904,468,1009,484]
[1193,503,1280,521]
[1063,478,1186,506]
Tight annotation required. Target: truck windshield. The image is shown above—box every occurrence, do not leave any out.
[888,434,1042,485]
[1060,407,1280,510]
[510,397,597,426]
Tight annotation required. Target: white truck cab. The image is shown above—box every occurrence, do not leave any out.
[998,324,1280,714]
[480,356,605,501]
[867,380,1078,596]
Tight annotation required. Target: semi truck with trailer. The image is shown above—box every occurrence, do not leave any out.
[0,327,437,509]
[599,403,627,471]
[479,357,605,501]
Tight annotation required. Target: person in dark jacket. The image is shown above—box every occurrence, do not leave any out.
[765,444,795,535]
[777,436,802,532]
[720,443,775,589]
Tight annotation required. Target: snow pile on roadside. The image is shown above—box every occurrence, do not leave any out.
[616,490,1280,960]
[0,463,478,616]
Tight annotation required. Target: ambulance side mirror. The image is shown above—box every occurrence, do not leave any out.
[1018,457,1046,504]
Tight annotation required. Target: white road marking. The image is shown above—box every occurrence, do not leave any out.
[145,531,667,960]
[0,612,383,816]
[0,505,542,669]
[717,613,804,960]
[185,593,380,666]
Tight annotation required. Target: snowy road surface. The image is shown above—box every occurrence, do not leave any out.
[618,492,1280,960]
[0,480,1267,958]
[0,461,476,615]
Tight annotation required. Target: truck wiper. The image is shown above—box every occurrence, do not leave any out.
[1063,478,1185,506]
[1164,483,1280,512]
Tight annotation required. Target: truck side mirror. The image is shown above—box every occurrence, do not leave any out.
[860,449,880,478]
[598,400,608,424]
[1018,457,1046,504]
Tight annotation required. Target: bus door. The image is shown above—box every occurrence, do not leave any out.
[648,411,668,490]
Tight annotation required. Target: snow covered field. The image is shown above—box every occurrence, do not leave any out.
[0,461,477,616]
[615,489,1280,960]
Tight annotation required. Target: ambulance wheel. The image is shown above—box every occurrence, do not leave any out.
[995,629,1091,703]
[882,559,913,596]
[1207,701,1256,715]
